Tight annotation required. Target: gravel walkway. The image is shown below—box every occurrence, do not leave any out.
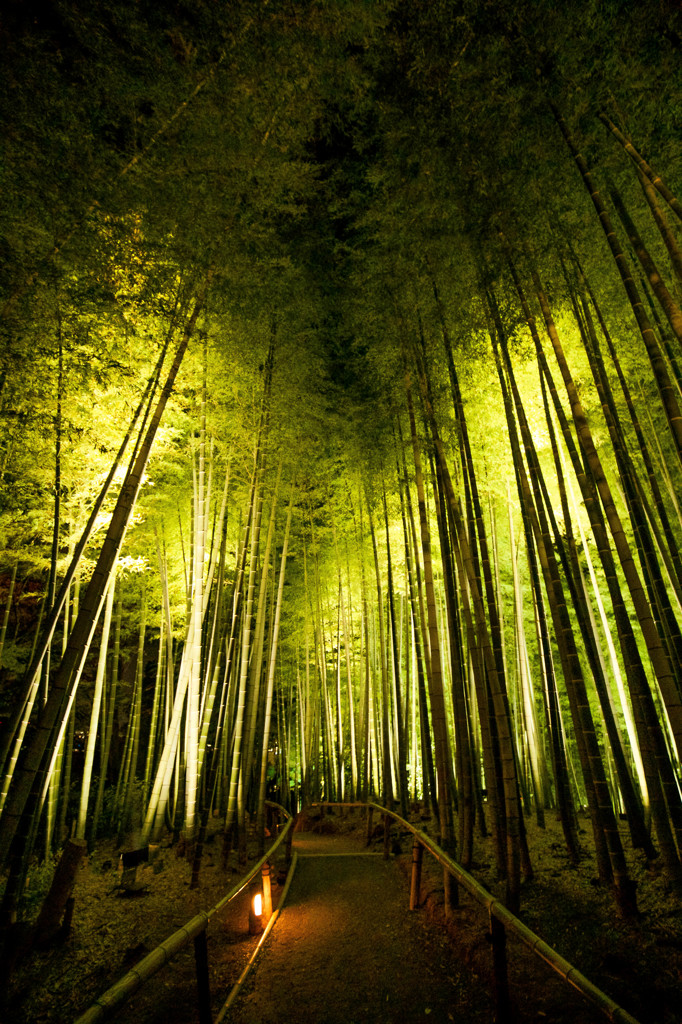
[225,832,491,1024]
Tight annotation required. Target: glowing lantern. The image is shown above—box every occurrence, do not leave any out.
[249,890,264,934]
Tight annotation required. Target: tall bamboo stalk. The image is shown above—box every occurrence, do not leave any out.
[76,566,117,841]
[0,282,211,892]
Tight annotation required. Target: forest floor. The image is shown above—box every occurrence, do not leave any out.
[2,805,682,1024]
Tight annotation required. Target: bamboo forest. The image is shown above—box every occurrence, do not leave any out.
[2,1,682,1021]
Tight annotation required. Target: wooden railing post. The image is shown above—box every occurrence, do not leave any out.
[285,816,294,866]
[383,814,391,860]
[194,929,212,1024]
[409,838,423,910]
[262,863,272,921]
[365,806,374,846]
[489,911,510,1024]
[74,803,645,1024]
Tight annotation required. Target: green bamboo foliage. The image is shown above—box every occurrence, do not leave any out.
[610,185,682,347]
[143,605,167,811]
[532,299,682,889]
[396,425,438,819]
[141,623,191,842]
[552,106,682,468]
[573,276,682,772]
[195,485,229,799]
[438,298,522,870]
[224,439,265,835]
[578,266,682,601]
[190,515,231,890]
[42,319,64,709]
[512,399,577,856]
[41,576,70,858]
[257,488,293,852]
[404,369,459,912]
[115,588,147,838]
[532,313,652,857]
[91,589,122,843]
[241,464,282,841]
[598,112,682,225]
[494,269,637,911]
[332,586,344,803]
[0,284,210,888]
[7,12,682,950]
[568,477,648,816]
[76,565,117,841]
[530,263,682,782]
[184,426,206,843]
[33,585,101,866]
[508,503,546,827]
[142,470,230,844]
[0,335,168,803]
[339,564,358,801]
[635,168,682,290]
[44,735,64,860]
[383,484,408,816]
[367,501,392,807]
[430,458,467,815]
[413,332,526,910]
[0,561,18,672]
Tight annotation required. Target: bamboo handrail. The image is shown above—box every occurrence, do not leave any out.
[74,802,293,1024]
[313,801,642,1024]
[75,799,643,1024]
[214,850,299,1022]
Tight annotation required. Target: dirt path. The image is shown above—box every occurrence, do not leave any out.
[9,809,676,1024]
[226,832,491,1024]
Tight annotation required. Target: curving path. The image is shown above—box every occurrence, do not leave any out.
[225,830,490,1024]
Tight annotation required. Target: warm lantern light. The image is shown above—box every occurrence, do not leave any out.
[249,890,264,934]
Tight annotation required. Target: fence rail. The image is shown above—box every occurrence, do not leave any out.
[75,799,643,1024]
[313,800,641,1024]
[74,802,294,1024]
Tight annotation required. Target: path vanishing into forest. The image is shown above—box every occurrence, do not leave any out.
[14,815,655,1024]
[225,830,490,1024]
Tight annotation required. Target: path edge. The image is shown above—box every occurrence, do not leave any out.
[215,850,299,1021]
